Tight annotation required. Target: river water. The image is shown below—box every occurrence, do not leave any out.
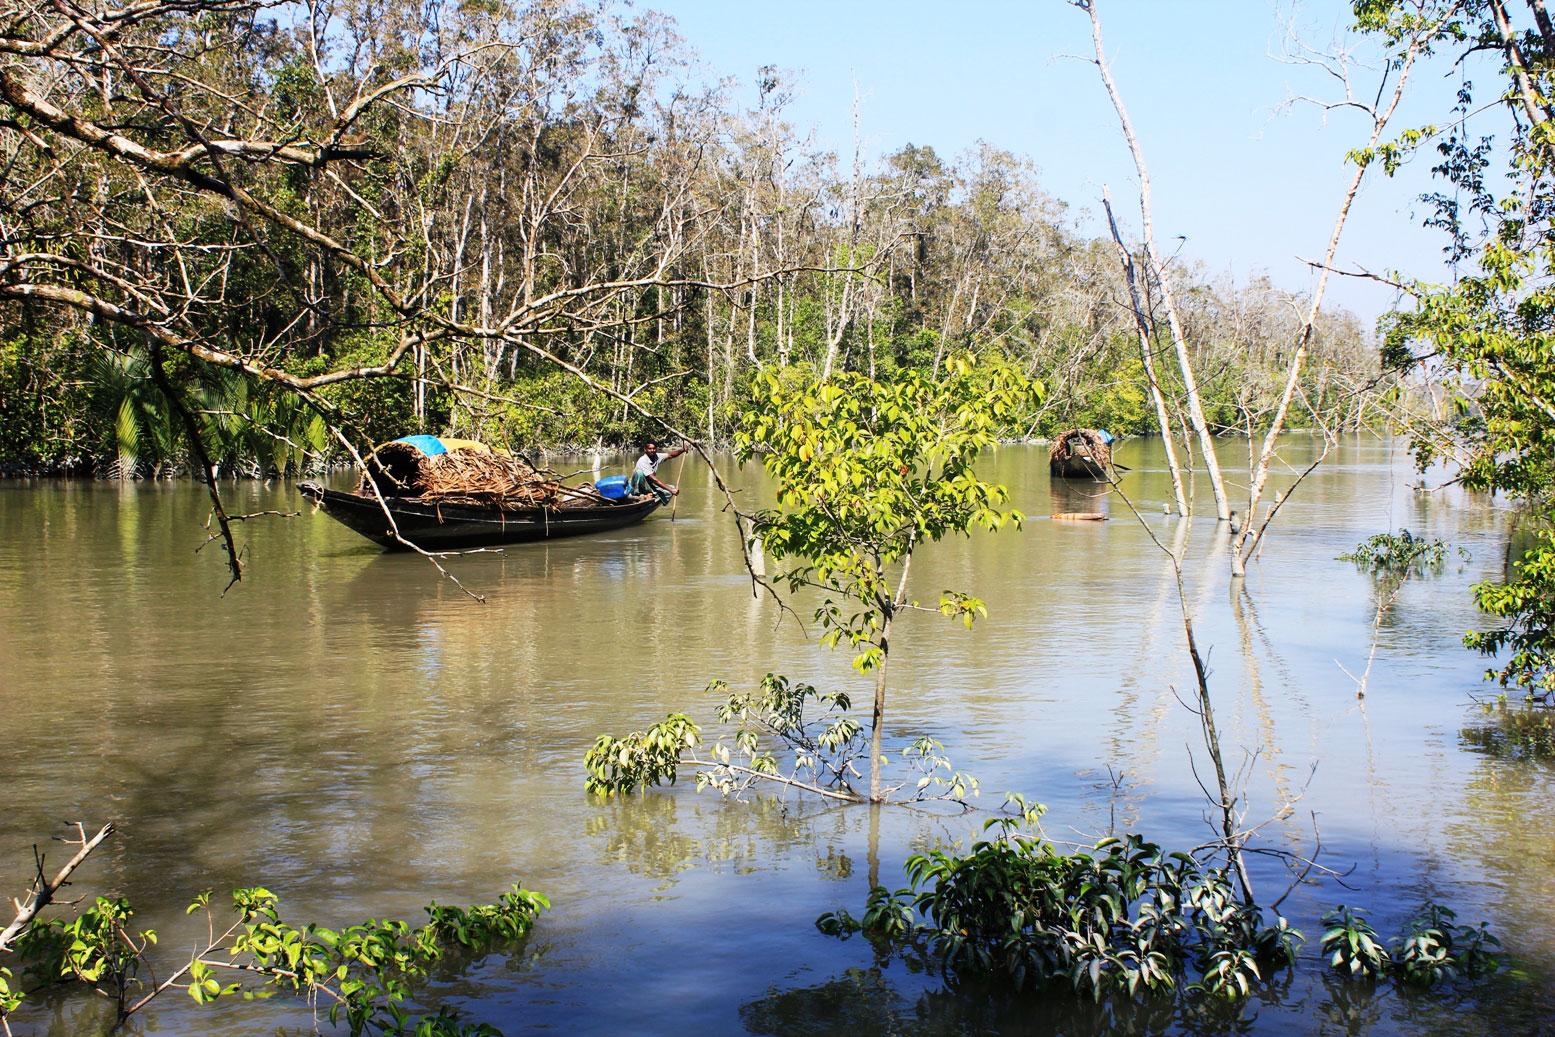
[1,438,1550,1035]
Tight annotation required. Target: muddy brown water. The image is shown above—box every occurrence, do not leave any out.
[2,437,1551,1034]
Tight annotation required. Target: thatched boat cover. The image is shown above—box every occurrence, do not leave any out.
[1048,428,1113,476]
[361,437,610,509]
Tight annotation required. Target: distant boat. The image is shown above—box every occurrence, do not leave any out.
[297,482,660,550]
[1049,429,1114,479]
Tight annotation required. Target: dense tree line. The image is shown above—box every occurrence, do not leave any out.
[0,0,1378,477]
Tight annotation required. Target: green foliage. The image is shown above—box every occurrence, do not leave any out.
[582,675,980,803]
[0,328,96,470]
[1321,907,1389,980]
[197,369,329,476]
[735,354,1039,669]
[4,884,546,1035]
[1339,529,1452,576]
[0,965,20,1017]
[1345,125,1438,176]
[85,348,176,477]
[1390,902,1500,987]
[817,825,1303,1003]
[1464,530,1555,697]
[818,827,1500,1008]
[1321,902,1500,988]
[699,673,978,801]
[584,713,700,795]
[1357,0,1555,700]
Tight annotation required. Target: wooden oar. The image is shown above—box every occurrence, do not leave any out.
[670,445,689,522]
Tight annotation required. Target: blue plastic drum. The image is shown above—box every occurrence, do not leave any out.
[595,475,630,500]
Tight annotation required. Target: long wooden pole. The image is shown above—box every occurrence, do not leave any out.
[670,446,688,522]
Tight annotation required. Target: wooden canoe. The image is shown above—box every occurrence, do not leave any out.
[297,482,661,550]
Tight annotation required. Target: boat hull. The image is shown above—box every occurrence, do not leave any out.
[297,483,661,550]
[1049,455,1108,479]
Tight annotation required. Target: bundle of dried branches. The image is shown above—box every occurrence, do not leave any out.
[360,445,611,510]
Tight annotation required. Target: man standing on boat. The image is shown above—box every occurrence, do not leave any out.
[629,441,689,504]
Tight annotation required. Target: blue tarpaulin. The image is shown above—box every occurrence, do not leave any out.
[1096,429,1115,444]
[393,435,447,456]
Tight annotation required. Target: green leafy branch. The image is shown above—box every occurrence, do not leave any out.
[4,883,547,1036]
[584,674,981,804]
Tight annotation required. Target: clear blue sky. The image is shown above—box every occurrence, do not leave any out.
[647,0,1472,326]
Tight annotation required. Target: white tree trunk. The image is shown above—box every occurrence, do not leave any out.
[1103,187,1188,516]
[1231,13,1431,577]
[1084,0,1230,522]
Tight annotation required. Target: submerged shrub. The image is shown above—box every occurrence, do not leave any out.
[1339,529,1452,576]
[817,825,1302,1002]
[1390,902,1501,987]
[819,824,1502,1008]
[1322,906,1390,980]
[4,885,547,1035]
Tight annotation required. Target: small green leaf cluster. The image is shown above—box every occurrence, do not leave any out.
[1321,903,1499,986]
[1320,906,1389,979]
[0,965,20,1017]
[1345,125,1438,176]
[706,674,858,792]
[203,884,546,1034]
[64,897,154,985]
[1338,529,1451,576]
[584,713,700,795]
[2,894,158,1021]
[817,828,1300,1003]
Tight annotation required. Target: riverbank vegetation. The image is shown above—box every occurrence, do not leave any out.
[0,0,1383,482]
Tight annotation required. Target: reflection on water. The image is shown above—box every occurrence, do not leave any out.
[1459,704,1555,764]
[1,438,1552,1034]
[584,792,856,888]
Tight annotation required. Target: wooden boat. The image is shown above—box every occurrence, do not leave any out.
[297,482,661,550]
[1048,428,1114,479]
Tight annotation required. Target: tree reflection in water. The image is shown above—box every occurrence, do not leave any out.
[738,965,1188,1036]
[584,792,856,889]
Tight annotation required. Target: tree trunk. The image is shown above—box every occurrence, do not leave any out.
[869,605,892,803]
[1084,0,1230,522]
[1103,187,1188,516]
[1230,14,1429,577]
